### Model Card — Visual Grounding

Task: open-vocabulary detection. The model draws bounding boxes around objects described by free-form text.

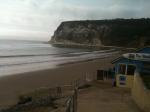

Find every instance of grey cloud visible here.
[0,0,150,41]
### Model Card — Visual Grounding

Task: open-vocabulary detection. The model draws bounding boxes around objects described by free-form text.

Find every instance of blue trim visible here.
[137,47,150,53]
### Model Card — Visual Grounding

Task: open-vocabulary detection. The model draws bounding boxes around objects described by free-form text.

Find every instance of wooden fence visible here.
[0,72,98,112]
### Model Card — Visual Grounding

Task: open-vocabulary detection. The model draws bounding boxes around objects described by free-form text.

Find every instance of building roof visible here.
[136,46,150,53]
[112,46,150,64]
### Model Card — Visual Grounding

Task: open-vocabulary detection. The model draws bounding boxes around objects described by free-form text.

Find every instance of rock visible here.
[51,19,150,48]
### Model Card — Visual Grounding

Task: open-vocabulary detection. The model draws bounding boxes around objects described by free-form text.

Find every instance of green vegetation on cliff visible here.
[51,18,150,48]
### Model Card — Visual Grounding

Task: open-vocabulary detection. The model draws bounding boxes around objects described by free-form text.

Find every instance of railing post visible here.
[73,88,78,112]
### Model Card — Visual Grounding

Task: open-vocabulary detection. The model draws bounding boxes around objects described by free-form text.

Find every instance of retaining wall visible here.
[132,72,150,112]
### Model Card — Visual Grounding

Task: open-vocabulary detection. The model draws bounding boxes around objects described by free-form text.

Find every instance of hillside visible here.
[50,19,150,48]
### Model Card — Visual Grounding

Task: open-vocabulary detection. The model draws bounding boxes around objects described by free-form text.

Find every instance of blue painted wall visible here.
[114,47,150,74]
[114,58,144,74]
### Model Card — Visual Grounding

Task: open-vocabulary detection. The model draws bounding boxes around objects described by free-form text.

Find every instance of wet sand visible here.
[0,56,116,107]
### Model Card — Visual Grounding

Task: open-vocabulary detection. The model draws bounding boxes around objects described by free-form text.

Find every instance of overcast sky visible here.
[0,0,149,41]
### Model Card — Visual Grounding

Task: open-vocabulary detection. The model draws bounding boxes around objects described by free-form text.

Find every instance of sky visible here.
[0,0,149,41]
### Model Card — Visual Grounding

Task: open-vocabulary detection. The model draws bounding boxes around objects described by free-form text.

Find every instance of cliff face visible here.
[51,19,150,47]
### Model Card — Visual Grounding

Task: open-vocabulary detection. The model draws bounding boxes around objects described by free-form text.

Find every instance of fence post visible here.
[56,86,62,98]
[73,88,78,112]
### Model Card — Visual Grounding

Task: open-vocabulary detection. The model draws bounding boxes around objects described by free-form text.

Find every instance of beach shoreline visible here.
[0,55,117,107]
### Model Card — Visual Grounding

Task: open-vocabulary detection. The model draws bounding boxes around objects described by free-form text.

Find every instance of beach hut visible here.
[112,47,150,88]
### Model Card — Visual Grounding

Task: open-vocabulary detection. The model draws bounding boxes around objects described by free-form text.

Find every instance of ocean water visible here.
[0,39,118,76]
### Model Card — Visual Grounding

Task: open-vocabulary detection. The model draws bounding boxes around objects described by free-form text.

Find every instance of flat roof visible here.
[112,46,150,64]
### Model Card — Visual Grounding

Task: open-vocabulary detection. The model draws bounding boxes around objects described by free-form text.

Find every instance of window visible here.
[127,65,136,75]
[118,64,126,75]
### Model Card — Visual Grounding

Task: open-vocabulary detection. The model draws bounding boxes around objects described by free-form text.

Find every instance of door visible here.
[97,70,104,80]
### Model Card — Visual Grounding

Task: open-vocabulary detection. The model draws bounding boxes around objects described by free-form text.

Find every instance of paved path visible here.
[77,81,142,112]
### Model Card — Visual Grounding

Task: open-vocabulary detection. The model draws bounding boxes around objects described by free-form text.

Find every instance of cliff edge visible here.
[51,19,150,48]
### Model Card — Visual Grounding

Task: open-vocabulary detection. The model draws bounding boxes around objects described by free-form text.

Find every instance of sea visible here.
[0,39,119,76]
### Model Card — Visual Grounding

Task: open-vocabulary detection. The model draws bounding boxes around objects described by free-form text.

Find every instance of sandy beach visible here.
[0,56,116,107]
